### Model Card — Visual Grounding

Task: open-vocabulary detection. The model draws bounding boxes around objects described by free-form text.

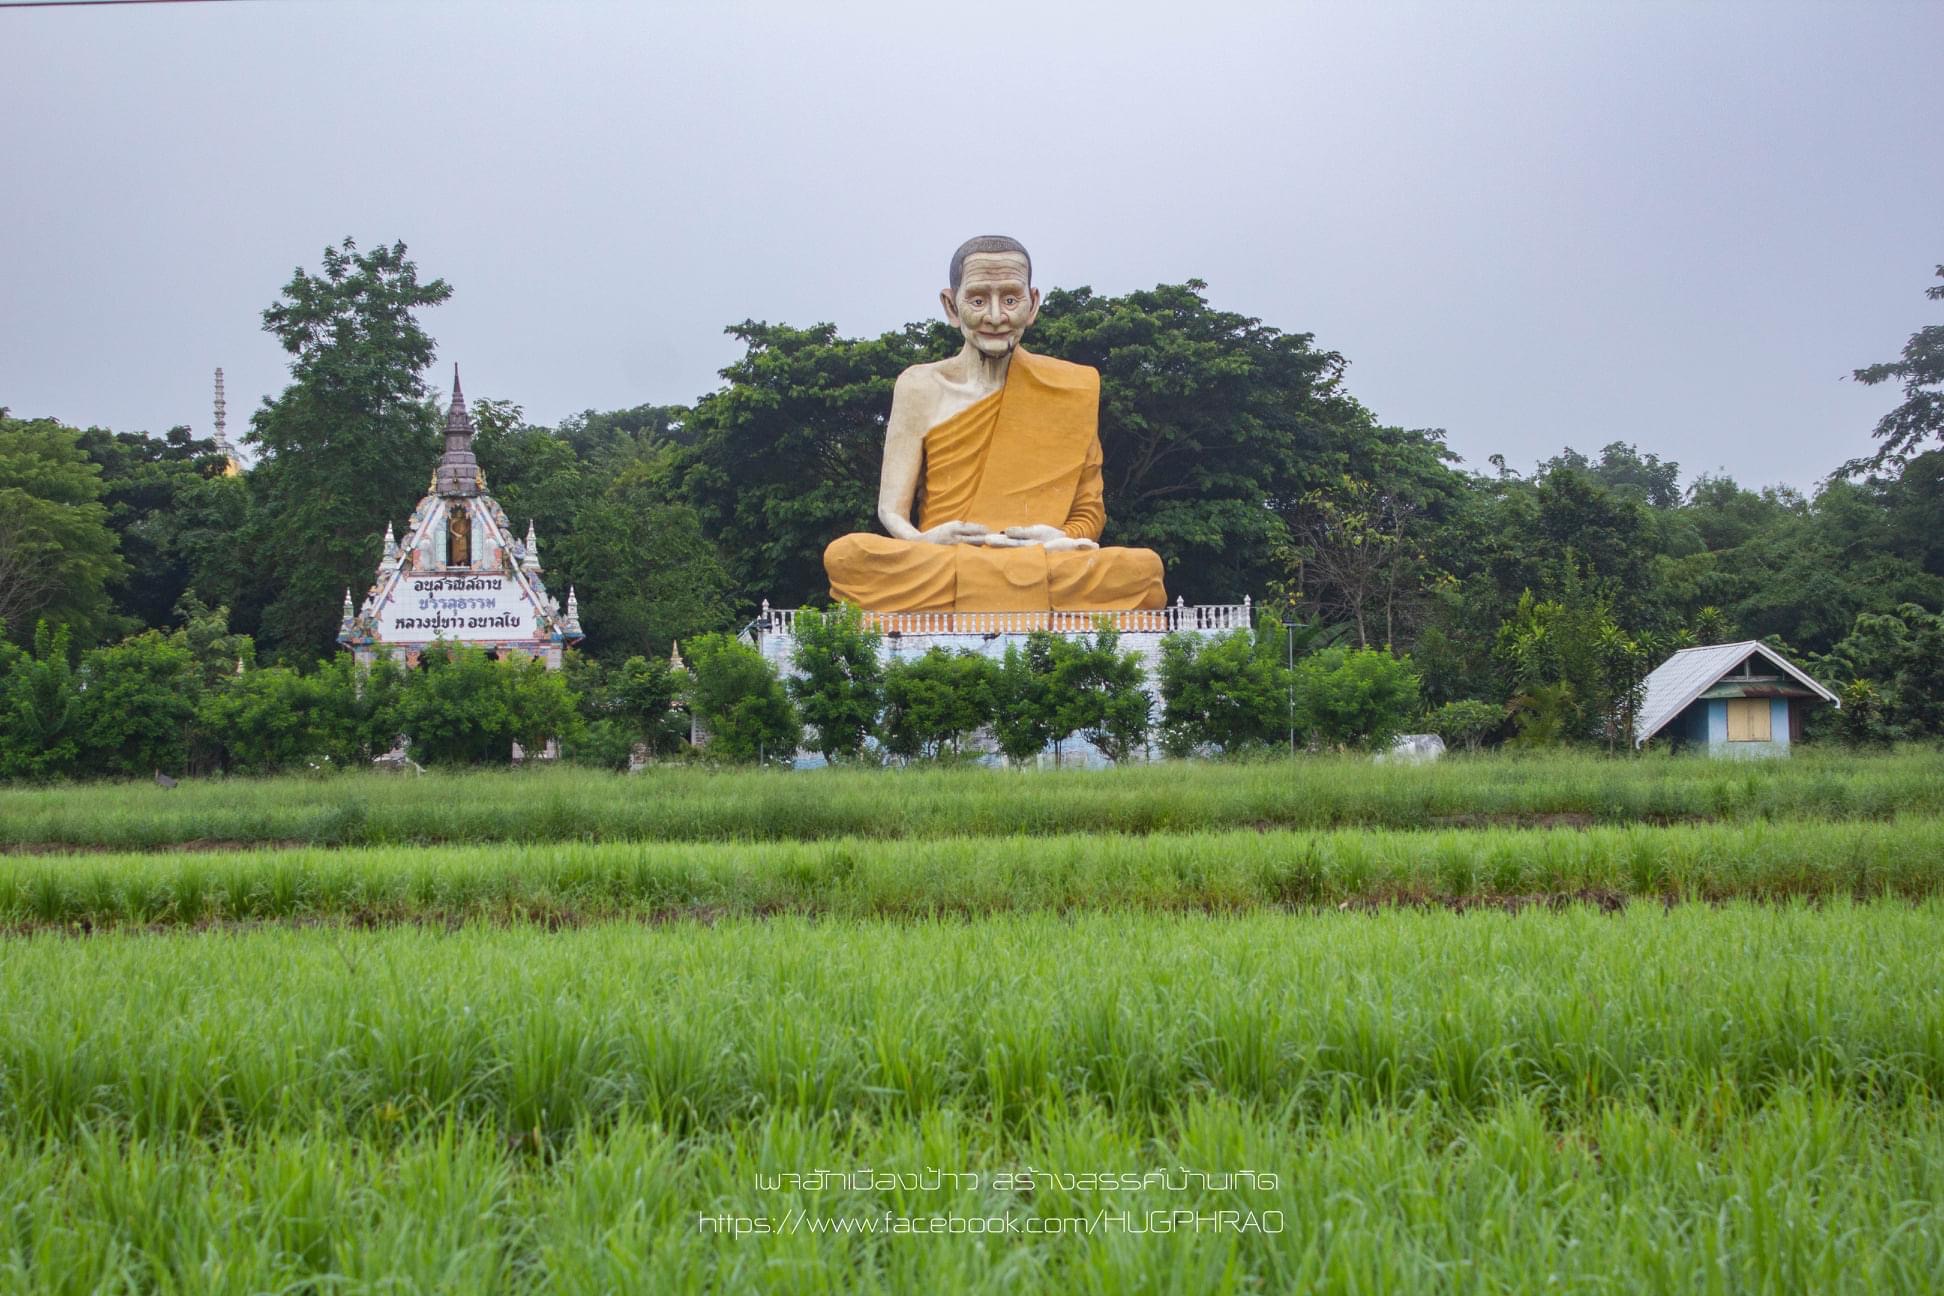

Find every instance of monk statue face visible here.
[941,251,1040,360]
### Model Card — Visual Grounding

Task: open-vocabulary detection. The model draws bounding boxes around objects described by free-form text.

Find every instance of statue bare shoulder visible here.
[890,356,1002,436]
[886,361,950,440]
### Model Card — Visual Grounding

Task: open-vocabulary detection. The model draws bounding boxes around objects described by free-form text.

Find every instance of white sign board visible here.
[375,572,542,642]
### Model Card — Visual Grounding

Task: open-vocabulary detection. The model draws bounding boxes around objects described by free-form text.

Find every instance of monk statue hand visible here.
[916,520,991,546]
[978,527,1098,551]
[999,525,1096,552]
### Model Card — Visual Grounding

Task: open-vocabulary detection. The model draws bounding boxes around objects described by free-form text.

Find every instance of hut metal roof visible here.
[1635,641,1838,747]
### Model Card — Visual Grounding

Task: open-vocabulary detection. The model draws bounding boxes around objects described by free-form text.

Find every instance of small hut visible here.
[1635,640,1838,756]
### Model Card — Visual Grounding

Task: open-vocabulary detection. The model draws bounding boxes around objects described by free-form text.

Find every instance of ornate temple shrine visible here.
[338,368,582,668]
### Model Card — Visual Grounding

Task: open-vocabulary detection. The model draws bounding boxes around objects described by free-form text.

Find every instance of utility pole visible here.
[1284,618,1297,755]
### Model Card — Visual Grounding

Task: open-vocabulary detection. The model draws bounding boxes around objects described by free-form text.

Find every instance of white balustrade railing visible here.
[756,597,1254,638]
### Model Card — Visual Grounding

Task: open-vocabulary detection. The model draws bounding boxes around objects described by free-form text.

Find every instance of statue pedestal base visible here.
[744,601,1255,768]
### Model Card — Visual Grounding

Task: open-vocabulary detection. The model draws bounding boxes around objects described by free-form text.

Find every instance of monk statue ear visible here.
[939,287,960,324]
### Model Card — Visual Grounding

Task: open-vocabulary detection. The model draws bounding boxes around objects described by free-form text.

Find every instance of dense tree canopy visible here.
[679,320,945,607]
[0,414,125,645]
[75,424,247,636]
[1030,282,1382,601]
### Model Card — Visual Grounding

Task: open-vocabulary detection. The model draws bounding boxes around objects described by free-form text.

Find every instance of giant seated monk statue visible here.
[824,236,1167,613]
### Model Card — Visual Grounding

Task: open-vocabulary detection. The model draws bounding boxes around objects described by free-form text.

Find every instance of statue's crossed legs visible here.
[825,533,1165,613]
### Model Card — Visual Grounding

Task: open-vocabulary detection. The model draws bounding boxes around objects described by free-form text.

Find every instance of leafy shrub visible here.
[394,645,581,766]
[566,653,689,768]
[197,665,333,774]
[315,655,408,764]
[1836,679,1893,749]
[1429,699,1503,752]
[0,621,81,779]
[1054,624,1152,763]
[683,633,798,766]
[1157,616,1291,756]
[880,649,996,761]
[1294,646,1422,751]
[75,630,197,776]
[788,604,884,763]
[992,635,1060,764]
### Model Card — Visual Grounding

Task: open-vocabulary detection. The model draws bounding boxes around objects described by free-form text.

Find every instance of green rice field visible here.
[3,748,1940,850]
[4,817,1944,931]
[3,754,1941,1292]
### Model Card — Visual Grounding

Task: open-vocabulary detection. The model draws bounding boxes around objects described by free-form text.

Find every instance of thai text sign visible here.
[375,573,542,641]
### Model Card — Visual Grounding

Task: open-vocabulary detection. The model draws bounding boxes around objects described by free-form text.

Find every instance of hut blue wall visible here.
[1671,698,1792,756]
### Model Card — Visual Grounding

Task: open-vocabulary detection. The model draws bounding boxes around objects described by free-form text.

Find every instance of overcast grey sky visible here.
[3,0,1938,490]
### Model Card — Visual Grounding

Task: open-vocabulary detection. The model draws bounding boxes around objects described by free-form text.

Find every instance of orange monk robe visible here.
[824,349,1166,612]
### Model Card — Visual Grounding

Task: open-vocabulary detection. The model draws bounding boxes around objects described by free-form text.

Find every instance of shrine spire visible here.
[435,363,481,497]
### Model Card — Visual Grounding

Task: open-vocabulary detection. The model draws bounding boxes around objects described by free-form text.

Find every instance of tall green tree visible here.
[1843,264,1944,475]
[1530,468,1657,626]
[1026,282,1381,601]
[562,453,735,660]
[1413,456,1680,702]
[243,238,451,659]
[472,398,735,662]
[1814,603,1944,739]
[0,414,125,646]
[1539,442,1683,509]
[1690,476,1943,655]
[468,398,587,549]
[1896,614,1944,738]
[1276,475,1436,647]
[1493,571,1650,748]
[554,402,690,462]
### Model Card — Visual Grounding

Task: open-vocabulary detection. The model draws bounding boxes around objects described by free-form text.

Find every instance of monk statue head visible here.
[942,235,1040,360]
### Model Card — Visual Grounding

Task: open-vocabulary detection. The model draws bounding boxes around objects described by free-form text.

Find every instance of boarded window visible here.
[1726,698,1772,742]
